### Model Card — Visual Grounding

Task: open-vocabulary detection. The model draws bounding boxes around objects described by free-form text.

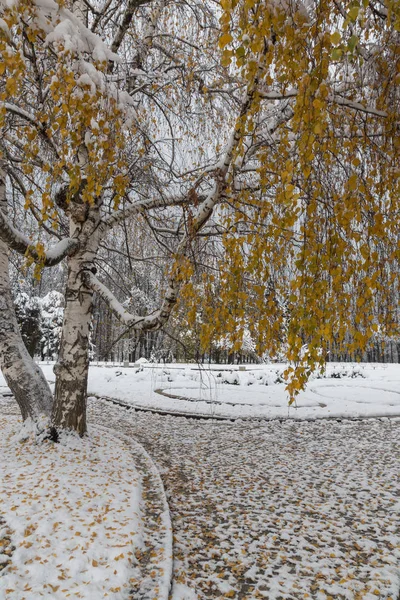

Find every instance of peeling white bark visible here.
[51,204,101,435]
[0,164,53,426]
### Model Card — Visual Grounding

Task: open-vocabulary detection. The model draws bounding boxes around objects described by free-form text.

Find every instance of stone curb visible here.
[96,424,174,600]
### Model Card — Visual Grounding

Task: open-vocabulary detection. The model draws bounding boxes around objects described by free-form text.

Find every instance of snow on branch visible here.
[110,0,155,54]
[23,0,119,64]
[1,0,133,108]
[0,0,116,62]
[0,210,78,266]
[83,271,177,331]
[44,238,80,266]
[258,89,388,118]
[330,95,388,118]
[102,194,191,230]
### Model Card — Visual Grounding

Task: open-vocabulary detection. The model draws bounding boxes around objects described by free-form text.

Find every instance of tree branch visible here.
[110,0,156,54]
[0,210,79,266]
[4,103,61,157]
[330,94,388,118]
[258,89,388,118]
[101,193,192,230]
[83,270,177,331]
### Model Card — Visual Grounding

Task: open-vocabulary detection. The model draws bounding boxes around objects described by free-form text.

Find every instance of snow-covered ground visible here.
[2,362,400,599]
[33,361,400,420]
[0,414,144,600]
[90,399,400,600]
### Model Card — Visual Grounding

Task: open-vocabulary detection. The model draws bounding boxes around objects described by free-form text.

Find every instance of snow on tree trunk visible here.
[51,204,100,436]
[0,164,53,424]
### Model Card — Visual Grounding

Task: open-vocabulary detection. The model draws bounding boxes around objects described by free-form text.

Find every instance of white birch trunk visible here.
[0,165,53,425]
[51,204,100,435]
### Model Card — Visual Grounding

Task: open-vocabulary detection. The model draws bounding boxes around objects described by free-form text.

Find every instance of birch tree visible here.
[0,0,255,435]
[0,0,398,435]
[0,162,53,426]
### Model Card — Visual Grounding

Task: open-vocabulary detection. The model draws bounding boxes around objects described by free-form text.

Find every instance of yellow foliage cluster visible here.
[0,0,129,229]
[182,0,400,399]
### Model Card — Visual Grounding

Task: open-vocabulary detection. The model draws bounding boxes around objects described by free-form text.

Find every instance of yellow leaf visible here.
[348,174,358,191]
[348,6,359,20]
[5,77,17,95]
[219,33,233,48]
[313,98,323,109]
[114,553,125,561]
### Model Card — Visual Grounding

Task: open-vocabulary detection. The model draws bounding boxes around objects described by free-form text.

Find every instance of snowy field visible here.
[0,414,147,600]
[31,361,400,420]
[1,362,400,599]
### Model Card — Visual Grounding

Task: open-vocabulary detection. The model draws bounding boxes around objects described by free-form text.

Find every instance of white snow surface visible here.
[30,361,400,421]
[0,416,143,599]
[1,362,400,598]
[91,396,400,600]
[171,582,198,599]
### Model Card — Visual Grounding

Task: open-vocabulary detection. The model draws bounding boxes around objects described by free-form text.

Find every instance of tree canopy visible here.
[0,0,399,433]
[197,0,400,396]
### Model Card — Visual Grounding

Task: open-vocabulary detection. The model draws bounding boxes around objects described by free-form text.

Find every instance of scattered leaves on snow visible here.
[91,400,400,600]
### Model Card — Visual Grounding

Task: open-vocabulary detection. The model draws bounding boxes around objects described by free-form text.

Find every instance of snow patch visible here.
[0,416,143,599]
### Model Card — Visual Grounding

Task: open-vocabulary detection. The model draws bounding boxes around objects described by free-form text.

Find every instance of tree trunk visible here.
[0,165,53,425]
[52,205,100,436]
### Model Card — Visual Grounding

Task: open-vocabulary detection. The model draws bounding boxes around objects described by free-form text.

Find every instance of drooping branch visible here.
[6,165,63,240]
[4,103,61,158]
[175,72,262,242]
[257,90,388,118]
[0,210,79,266]
[82,270,177,331]
[93,73,261,334]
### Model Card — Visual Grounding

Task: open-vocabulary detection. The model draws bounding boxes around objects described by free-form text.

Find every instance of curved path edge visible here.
[90,391,400,423]
[95,423,173,600]
[89,392,233,421]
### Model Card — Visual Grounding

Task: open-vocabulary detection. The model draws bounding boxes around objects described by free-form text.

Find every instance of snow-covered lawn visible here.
[1,362,400,600]
[33,361,400,420]
[0,414,144,600]
[89,361,400,420]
